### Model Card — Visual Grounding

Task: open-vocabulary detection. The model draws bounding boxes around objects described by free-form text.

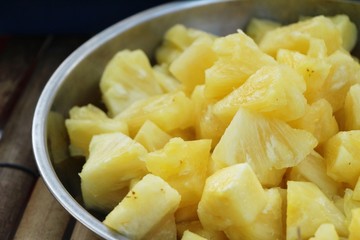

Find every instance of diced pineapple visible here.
[286,181,347,240]
[134,120,171,152]
[324,130,360,186]
[224,187,284,240]
[259,15,342,56]
[212,64,307,124]
[211,108,317,186]
[289,99,338,145]
[308,223,339,240]
[191,85,226,148]
[103,174,181,240]
[349,208,360,240]
[65,104,128,157]
[155,24,217,66]
[47,111,69,164]
[176,221,228,240]
[115,91,194,137]
[170,36,217,94]
[343,189,360,225]
[286,151,342,198]
[198,163,268,231]
[276,49,331,104]
[307,38,328,58]
[144,214,177,240]
[175,204,199,223]
[80,132,147,212]
[144,138,211,208]
[153,64,181,93]
[100,50,163,116]
[343,84,360,130]
[204,30,276,99]
[181,230,207,240]
[245,18,281,43]
[330,15,358,52]
[353,177,360,201]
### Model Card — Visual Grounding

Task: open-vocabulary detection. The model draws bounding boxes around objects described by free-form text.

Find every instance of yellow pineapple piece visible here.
[286,181,347,240]
[198,163,267,231]
[308,223,339,240]
[115,91,194,137]
[134,120,171,152]
[246,18,281,43]
[145,214,177,240]
[181,230,207,240]
[103,174,181,240]
[324,130,360,187]
[224,187,284,240]
[212,64,307,124]
[307,38,328,58]
[80,132,148,212]
[144,138,211,208]
[65,104,128,157]
[153,64,181,93]
[330,15,358,52]
[352,177,360,201]
[170,36,217,94]
[156,24,217,65]
[211,108,317,186]
[276,49,331,104]
[286,151,342,198]
[176,221,227,240]
[349,208,360,240]
[175,204,199,223]
[204,30,276,99]
[259,15,342,56]
[289,99,338,145]
[343,189,360,225]
[100,50,163,116]
[191,85,226,148]
[343,84,360,130]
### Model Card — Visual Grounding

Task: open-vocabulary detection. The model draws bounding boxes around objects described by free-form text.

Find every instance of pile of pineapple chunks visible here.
[64,14,360,240]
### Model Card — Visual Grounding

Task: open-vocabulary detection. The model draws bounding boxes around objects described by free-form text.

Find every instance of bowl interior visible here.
[33,0,360,239]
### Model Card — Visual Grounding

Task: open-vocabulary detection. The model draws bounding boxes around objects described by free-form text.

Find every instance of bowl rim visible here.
[32,0,230,239]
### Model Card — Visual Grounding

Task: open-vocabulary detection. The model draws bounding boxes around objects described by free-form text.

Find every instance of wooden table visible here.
[0,35,101,240]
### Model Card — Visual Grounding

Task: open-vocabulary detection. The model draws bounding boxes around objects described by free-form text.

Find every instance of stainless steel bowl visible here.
[32,0,360,239]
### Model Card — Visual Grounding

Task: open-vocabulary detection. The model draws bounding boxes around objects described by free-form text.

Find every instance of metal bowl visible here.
[32,0,360,239]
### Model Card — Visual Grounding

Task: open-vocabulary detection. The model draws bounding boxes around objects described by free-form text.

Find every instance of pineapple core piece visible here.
[80,132,147,212]
[309,223,339,240]
[286,181,347,240]
[198,163,267,231]
[103,174,181,240]
[181,230,207,240]
[212,107,317,186]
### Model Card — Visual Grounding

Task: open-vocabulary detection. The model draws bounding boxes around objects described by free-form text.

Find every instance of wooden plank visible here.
[70,221,102,240]
[13,178,71,240]
[0,35,89,240]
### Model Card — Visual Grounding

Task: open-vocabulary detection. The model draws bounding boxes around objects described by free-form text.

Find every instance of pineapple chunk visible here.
[259,15,342,56]
[65,104,128,157]
[204,30,276,99]
[170,36,217,94]
[353,177,360,201]
[155,24,217,66]
[246,18,281,43]
[177,221,227,240]
[198,163,268,230]
[47,111,68,164]
[115,91,194,137]
[212,64,307,124]
[144,138,211,208]
[145,214,177,240]
[343,189,360,226]
[286,151,342,198]
[100,50,163,116]
[80,132,147,212]
[330,15,358,52]
[175,204,199,223]
[134,120,171,152]
[324,130,360,186]
[349,208,360,240]
[103,174,181,240]
[309,223,339,240]
[191,85,226,148]
[211,108,317,186]
[224,187,284,240]
[289,99,338,145]
[286,181,347,240]
[181,230,207,240]
[343,84,360,130]
[153,64,181,93]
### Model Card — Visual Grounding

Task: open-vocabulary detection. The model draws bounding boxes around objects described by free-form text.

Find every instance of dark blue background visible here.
[0,0,171,34]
